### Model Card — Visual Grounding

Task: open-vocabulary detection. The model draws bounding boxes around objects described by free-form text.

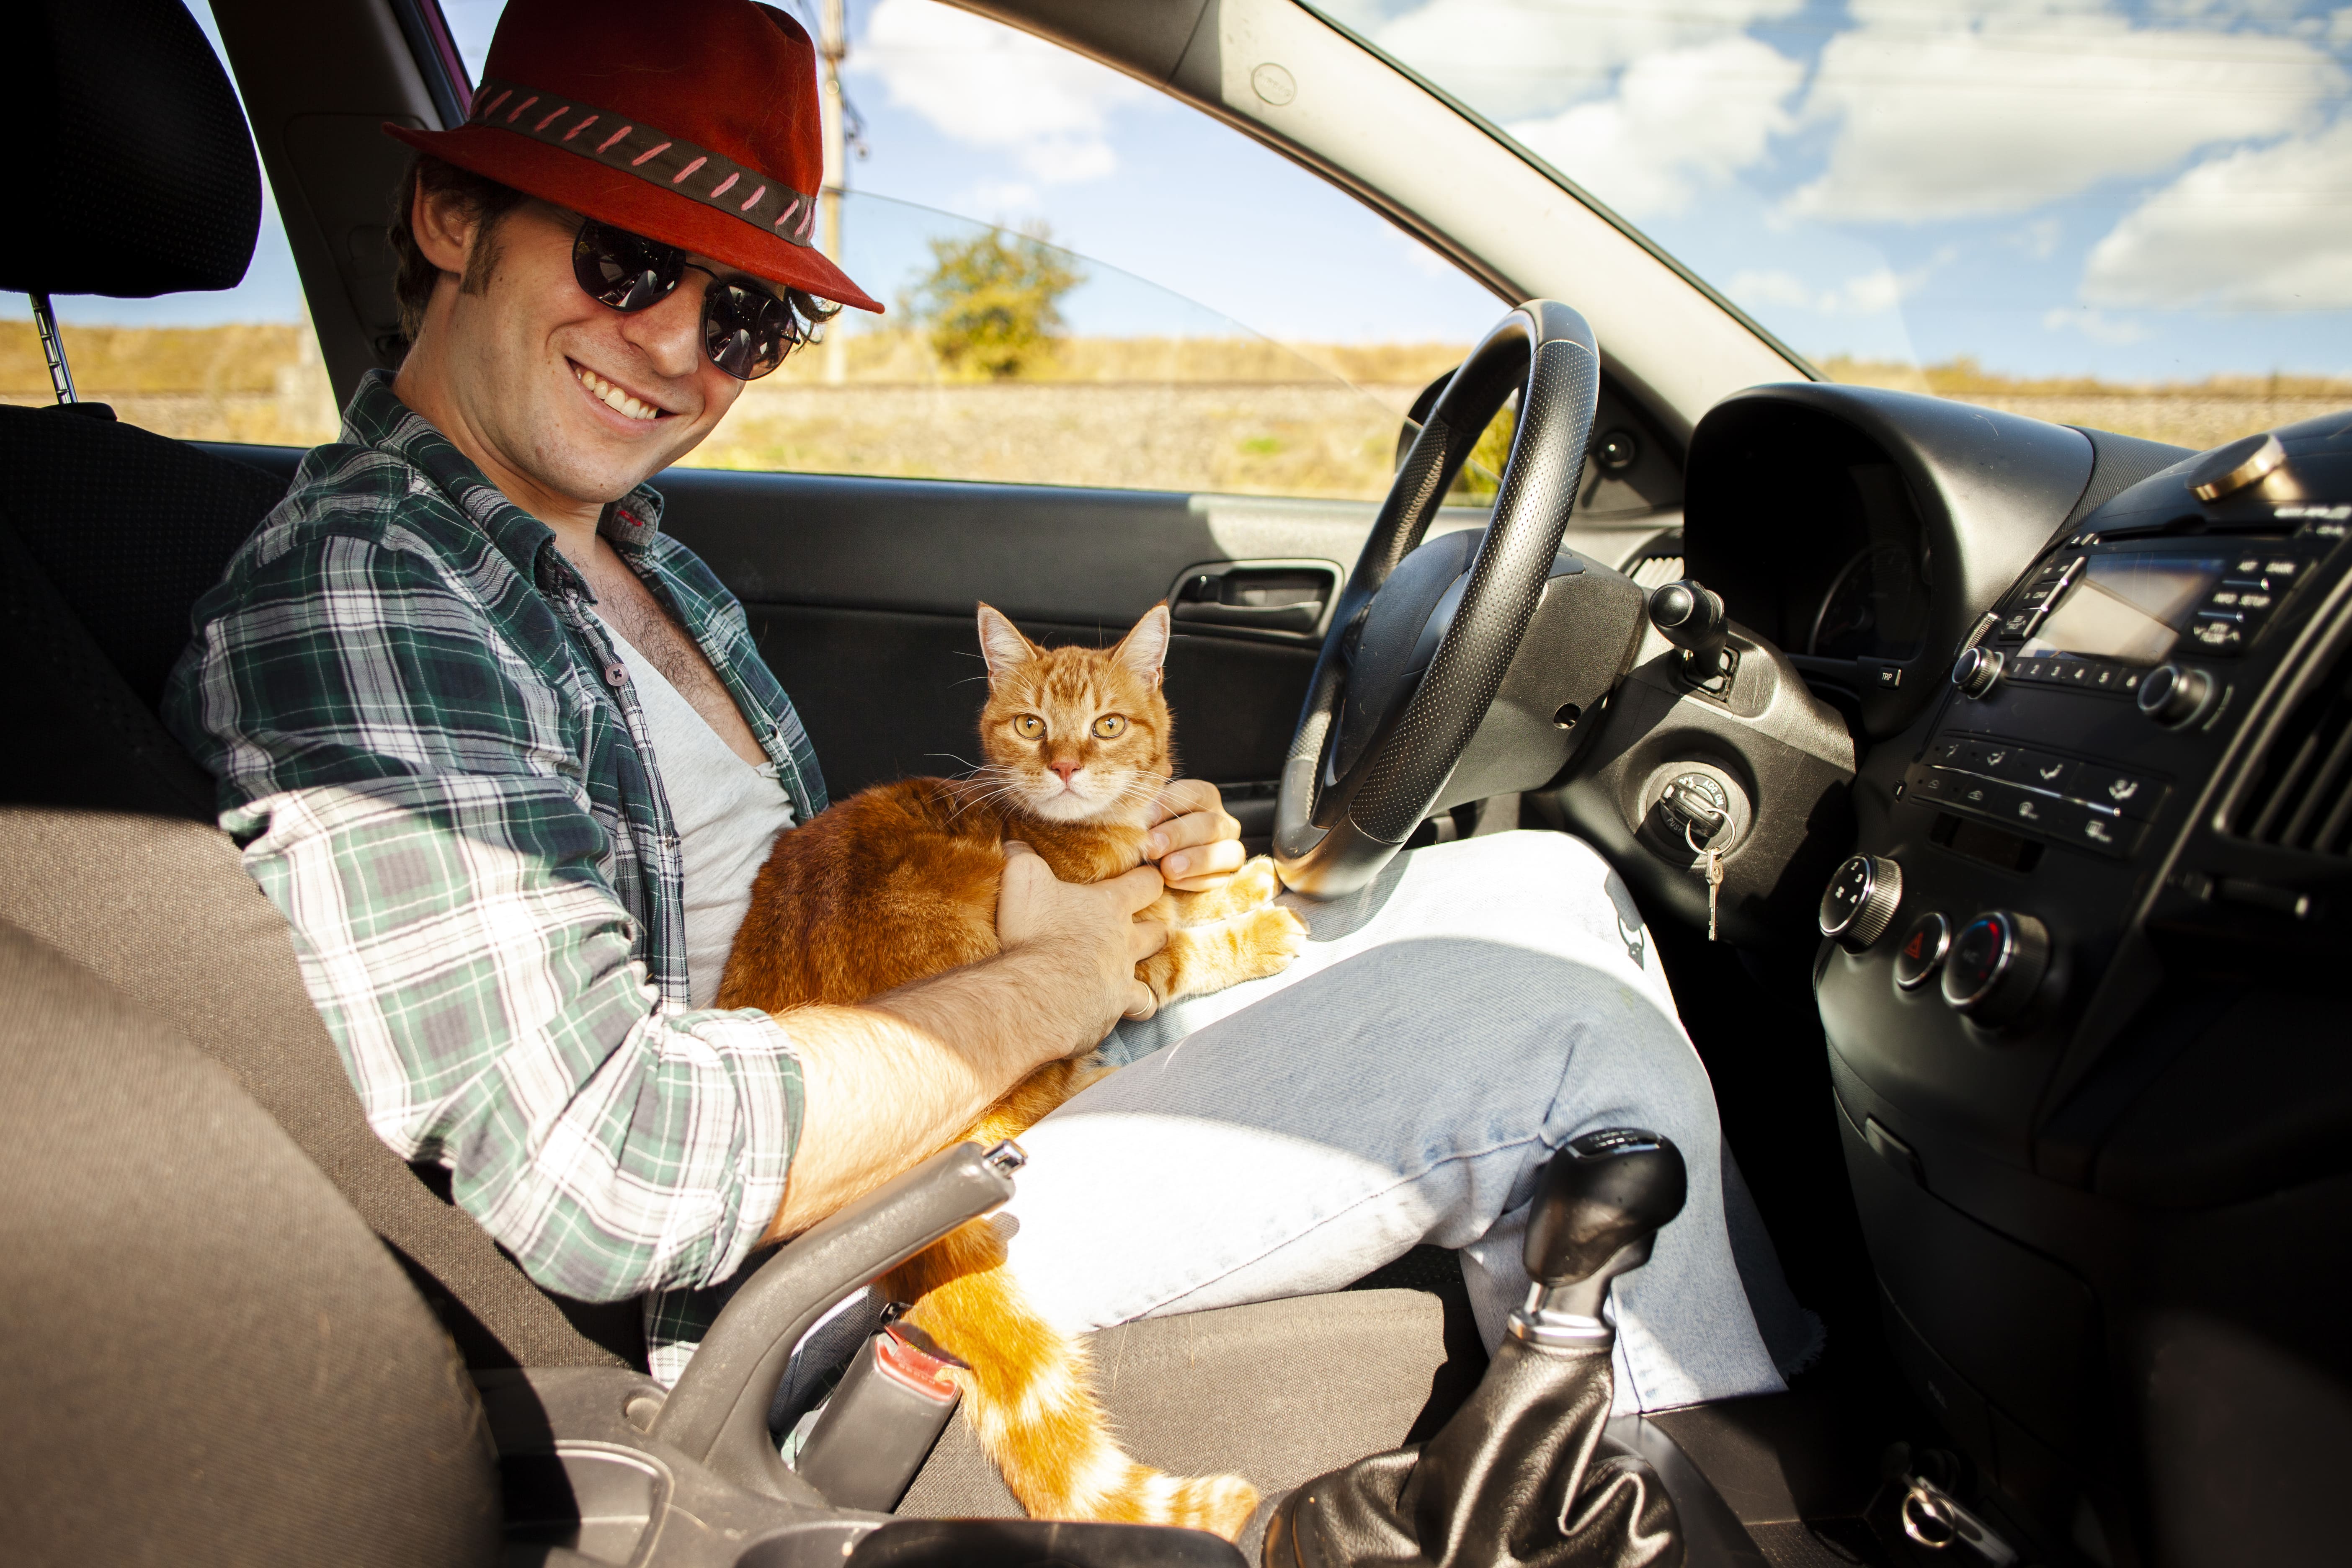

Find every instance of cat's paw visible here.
[1238,904,1310,978]
[1225,854,1283,910]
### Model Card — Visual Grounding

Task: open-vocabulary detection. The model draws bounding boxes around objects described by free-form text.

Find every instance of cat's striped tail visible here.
[887,1222,1260,1540]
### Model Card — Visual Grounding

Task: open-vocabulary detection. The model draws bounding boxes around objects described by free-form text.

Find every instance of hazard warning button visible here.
[1892,912,1951,993]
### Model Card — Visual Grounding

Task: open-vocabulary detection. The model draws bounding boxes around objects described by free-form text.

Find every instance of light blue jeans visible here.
[993,830,1816,1415]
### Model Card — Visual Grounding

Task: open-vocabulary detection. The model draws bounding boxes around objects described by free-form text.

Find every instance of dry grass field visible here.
[10,322,2346,498]
[1820,356,2352,452]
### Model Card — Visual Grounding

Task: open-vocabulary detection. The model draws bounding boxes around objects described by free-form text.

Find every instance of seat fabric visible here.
[0,917,500,1567]
[0,416,645,1370]
[901,1269,1487,1518]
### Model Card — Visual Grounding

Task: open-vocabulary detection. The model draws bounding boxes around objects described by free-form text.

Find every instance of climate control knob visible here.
[1951,646,2005,699]
[1821,855,1903,950]
[1941,911,2053,1027]
[2137,662,2213,727]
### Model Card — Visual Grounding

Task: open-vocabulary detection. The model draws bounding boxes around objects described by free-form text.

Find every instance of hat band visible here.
[470,78,818,249]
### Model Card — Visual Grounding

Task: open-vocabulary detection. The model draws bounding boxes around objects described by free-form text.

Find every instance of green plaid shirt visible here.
[165,371,828,1382]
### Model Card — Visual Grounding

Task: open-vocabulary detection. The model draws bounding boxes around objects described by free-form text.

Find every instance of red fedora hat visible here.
[386,0,882,313]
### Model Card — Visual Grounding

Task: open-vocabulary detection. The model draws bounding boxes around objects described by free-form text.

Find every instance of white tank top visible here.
[596,614,797,1008]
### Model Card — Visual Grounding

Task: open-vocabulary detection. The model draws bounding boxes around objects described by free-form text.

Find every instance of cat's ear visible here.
[1112,602,1172,689]
[976,603,1038,684]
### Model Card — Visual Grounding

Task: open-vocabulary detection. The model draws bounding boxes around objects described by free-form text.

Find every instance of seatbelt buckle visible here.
[872,1314,970,1399]
[790,1308,971,1511]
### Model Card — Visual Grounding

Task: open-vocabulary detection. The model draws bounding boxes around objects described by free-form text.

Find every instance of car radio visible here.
[1894,450,2349,881]
[1813,417,2352,1531]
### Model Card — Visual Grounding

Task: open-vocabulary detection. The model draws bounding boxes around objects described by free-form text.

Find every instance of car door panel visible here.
[195,451,1674,808]
[739,603,1316,802]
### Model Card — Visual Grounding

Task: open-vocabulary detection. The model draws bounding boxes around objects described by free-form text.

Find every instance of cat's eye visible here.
[1092,715,1127,739]
[1013,715,1045,739]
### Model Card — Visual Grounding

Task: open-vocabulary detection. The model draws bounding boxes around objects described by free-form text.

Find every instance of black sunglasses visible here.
[570,217,812,380]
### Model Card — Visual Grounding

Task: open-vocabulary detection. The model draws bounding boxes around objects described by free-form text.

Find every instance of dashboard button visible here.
[1893,912,1950,992]
[1963,739,2023,776]
[2050,799,2143,856]
[2188,610,2249,655]
[2004,789,2062,831]
[2015,750,2077,793]
[1821,854,1903,950]
[1928,736,1970,769]
[1952,774,2012,815]
[2074,764,2163,819]
[1909,766,1963,806]
[2138,663,2213,727]
[1952,647,2004,698]
[1942,911,2053,1026]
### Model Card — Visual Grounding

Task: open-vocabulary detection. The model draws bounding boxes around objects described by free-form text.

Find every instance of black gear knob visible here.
[1523,1128,1688,1288]
[1648,580,1733,684]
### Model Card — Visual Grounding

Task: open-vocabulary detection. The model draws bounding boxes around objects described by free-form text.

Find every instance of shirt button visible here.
[605,663,629,688]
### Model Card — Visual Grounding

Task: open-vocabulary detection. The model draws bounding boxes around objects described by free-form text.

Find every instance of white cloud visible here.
[1506,36,1804,218]
[955,180,1043,221]
[1790,0,2343,222]
[1730,268,1816,309]
[2082,116,2352,309]
[2042,306,2151,343]
[2011,218,2063,260]
[1367,0,1802,121]
[2332,4,2352,46]
[852,0,1149,184]
[1728,255,1941,315]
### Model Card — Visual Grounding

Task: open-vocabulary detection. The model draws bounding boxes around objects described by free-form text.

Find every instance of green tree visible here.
[903,225,1085,380]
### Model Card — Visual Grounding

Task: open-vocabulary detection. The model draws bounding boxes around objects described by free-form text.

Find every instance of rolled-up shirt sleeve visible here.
[238,776,801,1301]
[169,524,801,1304]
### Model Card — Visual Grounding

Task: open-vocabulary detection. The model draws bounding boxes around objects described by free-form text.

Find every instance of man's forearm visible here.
[762,944,1091,1239]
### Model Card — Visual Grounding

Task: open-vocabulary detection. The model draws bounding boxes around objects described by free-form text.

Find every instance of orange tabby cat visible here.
[718,601,1307,1537]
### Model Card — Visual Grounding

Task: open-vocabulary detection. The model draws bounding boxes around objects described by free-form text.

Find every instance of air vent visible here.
[1629,554,1686,591]
[2231,623,2352,856]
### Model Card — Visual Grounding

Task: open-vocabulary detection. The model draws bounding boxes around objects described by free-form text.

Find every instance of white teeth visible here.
[577,365,660,421]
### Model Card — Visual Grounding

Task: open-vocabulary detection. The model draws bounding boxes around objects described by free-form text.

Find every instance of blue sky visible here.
[34,0,2352,382]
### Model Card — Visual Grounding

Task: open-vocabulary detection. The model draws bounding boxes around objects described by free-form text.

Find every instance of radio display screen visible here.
[2025,552,2228,665]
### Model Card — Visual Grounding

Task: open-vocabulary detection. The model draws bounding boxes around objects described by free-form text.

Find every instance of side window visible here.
[1,1,333,448]
[689,194,1488,500]
[443,0,1506,500]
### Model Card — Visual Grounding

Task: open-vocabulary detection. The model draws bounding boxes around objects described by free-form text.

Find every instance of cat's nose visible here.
[1049,760,1081,784]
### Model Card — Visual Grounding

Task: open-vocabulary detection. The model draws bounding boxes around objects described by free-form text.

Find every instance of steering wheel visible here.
[1274,302,1601,896]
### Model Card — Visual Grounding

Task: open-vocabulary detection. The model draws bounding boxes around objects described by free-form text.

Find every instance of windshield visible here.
[1315,1,2352,449]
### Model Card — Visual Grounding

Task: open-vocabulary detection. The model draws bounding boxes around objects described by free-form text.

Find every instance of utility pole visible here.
[818,0,848,384]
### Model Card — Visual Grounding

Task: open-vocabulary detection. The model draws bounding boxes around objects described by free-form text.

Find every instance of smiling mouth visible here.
[573,362,669,423]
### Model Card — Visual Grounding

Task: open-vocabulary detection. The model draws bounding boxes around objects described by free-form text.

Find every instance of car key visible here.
[1706,850,1726,941]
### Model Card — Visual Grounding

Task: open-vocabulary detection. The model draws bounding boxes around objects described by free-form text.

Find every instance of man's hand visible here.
[1143,778,1246,891]
[999,842,1168,1028]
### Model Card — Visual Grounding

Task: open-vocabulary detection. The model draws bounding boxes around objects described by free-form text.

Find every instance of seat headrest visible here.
[2,0,261,298]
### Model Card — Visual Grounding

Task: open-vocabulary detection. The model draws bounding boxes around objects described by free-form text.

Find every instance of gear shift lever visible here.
[1514,1127,1689,1335]
[1261,1130,1688,1568]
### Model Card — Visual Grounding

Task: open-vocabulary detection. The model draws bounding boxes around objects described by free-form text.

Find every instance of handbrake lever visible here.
[651,1139,1024,1502]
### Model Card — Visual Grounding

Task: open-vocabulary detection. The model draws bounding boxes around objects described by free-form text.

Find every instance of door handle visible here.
[1168,559,1340,639]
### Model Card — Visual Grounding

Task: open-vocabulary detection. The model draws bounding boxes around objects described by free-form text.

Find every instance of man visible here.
[168,0,1805,1417]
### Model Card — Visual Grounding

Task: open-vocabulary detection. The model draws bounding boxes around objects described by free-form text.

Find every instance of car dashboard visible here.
[1650,382,2352,1562]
